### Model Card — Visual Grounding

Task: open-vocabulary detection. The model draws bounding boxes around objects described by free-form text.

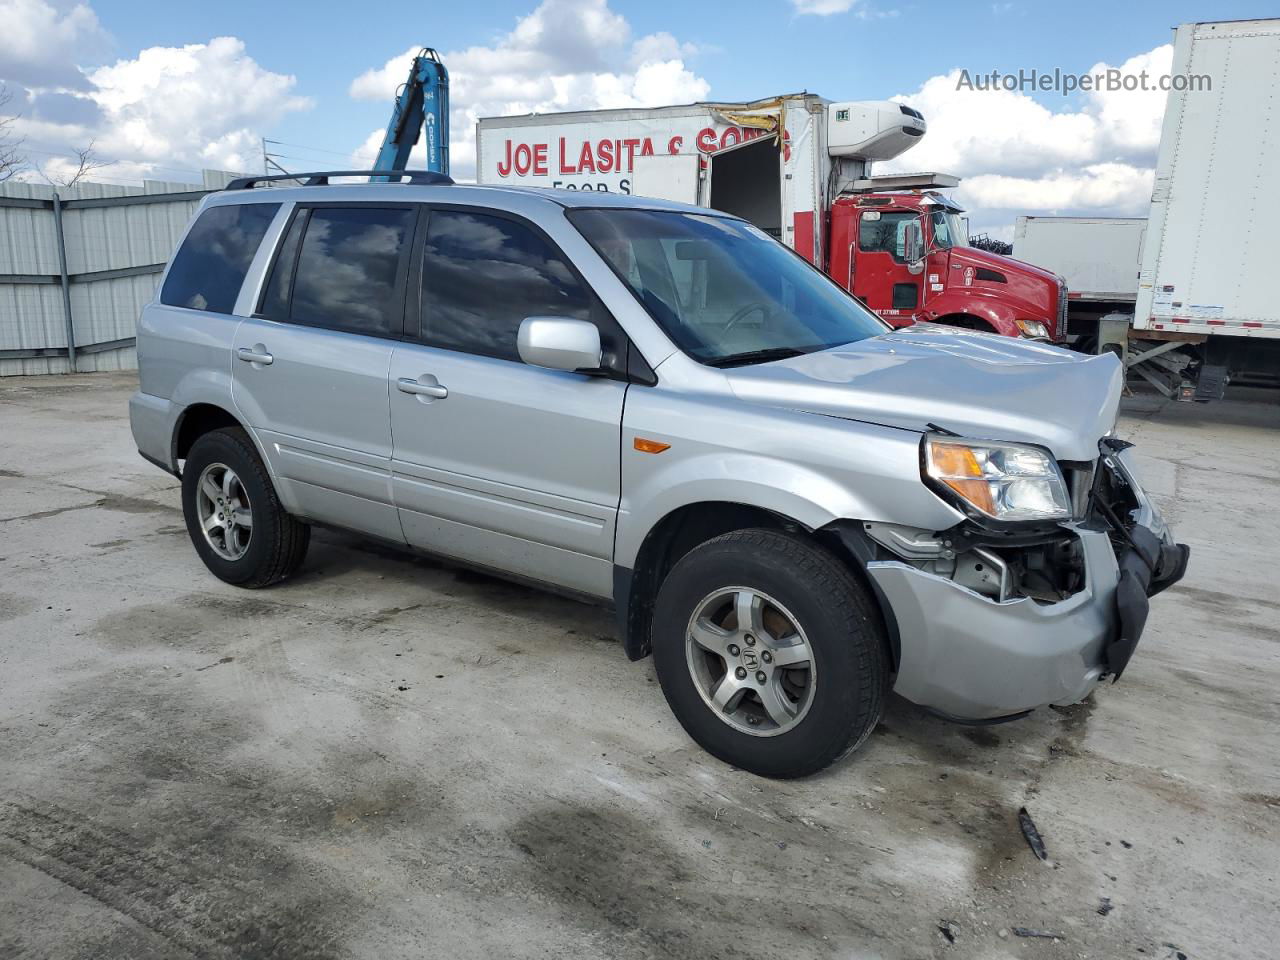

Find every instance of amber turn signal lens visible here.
[633,437,671,454]
[929,443,982,478]
[940,476,996,515]
[927,439,996,515]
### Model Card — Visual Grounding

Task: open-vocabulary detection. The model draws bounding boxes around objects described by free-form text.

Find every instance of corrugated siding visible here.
[0,170,237,376]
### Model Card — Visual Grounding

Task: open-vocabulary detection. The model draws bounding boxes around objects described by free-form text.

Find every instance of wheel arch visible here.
[924,292,1020,336]
[614,501,899,670]
[173,402,242,466]
[170,403,277,496]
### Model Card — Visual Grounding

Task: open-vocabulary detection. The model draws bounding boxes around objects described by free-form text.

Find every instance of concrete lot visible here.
[0,371,1277,960]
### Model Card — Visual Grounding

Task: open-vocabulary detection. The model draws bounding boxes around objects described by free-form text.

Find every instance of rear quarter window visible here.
[160,202,280,314]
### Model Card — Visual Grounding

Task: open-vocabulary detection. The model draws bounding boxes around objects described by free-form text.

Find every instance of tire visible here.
[181,426,310,588]
[651,528,888,778]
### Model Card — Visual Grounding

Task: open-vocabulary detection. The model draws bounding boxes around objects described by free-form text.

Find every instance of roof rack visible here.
[224,170,454,190]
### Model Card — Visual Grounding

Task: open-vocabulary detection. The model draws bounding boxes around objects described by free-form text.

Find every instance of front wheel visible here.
[181,426,309,587]
[652,529,889,778]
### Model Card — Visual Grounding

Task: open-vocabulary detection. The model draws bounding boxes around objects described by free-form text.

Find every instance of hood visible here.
[723,324,1121,462]
[951,244,1060,284]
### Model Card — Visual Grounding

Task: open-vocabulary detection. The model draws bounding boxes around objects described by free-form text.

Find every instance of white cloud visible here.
[349,0,708,179]
[789,0,895,18]
[790,0,857,14]
[84,37,311,173]
[0,0,108,89]
[879,44,1173,233]
[963,163,1154,213]
[1,1,310,182]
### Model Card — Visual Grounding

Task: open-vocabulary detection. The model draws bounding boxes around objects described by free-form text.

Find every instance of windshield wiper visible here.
[705,346,808,369]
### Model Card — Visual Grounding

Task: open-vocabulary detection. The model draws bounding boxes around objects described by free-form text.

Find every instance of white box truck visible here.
[1014,19,1280,397]
[475,93,909,266]
[477,96,1074,342]
[1014,217,1146,304]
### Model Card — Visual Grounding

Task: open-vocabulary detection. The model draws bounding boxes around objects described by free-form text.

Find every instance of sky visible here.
[1,0,1275,237]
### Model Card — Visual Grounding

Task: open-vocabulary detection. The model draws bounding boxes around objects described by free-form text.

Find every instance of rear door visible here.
[388,206,627,598]
[704,136,783,240]
[232,202,416,542]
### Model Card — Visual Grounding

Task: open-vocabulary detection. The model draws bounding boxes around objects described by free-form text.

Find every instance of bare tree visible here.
[0,83,27,183]
[47,140,114,187]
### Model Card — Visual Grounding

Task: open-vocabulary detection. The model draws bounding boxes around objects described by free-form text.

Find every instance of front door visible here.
[851,209,924,327]
[232,202,417,543]
[389,207,627,598]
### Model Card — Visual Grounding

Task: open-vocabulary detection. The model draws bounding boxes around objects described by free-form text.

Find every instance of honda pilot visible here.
[129,171,1188,778]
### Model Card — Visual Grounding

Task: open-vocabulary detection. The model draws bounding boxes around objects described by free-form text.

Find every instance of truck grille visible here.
[1057,279,1068,340]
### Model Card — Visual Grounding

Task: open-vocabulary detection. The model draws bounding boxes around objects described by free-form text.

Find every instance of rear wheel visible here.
[651,528,888,778]
[181,426,309,587]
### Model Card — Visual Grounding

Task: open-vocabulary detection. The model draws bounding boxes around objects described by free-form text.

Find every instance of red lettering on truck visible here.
[559,138,576,174]
[513,143,532,176]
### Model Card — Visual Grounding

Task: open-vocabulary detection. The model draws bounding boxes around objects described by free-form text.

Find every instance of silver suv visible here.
[130,171,1188,778]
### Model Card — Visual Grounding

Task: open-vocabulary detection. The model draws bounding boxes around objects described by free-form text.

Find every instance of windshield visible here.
[568,209,887,366]
[931,210,968,249]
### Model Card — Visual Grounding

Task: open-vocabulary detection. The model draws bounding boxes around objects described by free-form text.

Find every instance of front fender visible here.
[615,457,854,569]
[922,290,1022,336]
[615,392,963,569]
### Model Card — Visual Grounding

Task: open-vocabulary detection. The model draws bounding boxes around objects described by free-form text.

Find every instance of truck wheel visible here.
[651,528,888,778]
[181,426,310,588]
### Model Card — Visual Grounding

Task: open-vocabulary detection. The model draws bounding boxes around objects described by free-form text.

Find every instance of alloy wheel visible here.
[684,586,817,737]
[195,462,253,561]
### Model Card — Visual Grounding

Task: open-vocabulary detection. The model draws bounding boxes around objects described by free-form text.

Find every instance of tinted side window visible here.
[290,207,414,337]
[858,211,916,263]
[422,211,591,361]
[259,209,305,321]
[161,202,279,313]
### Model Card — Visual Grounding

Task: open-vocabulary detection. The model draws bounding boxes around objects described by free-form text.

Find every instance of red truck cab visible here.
[827,191,1067,341]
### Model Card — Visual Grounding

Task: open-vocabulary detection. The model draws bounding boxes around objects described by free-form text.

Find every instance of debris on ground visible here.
[1012,927,1065,940]
[1121,840,1134,849]
[1097,897,1114,916]
[937,920,959,944]
[1018,806,1049,862]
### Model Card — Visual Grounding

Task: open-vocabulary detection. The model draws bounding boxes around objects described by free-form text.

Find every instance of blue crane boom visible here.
[371,48,449,179]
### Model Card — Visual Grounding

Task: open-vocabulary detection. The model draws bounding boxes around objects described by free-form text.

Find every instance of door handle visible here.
[237,346,273,365]
[397,377,448,399]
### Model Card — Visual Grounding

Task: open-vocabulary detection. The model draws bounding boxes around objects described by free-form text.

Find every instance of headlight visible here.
[1014,319,1049,340]
[924,435,1071,522]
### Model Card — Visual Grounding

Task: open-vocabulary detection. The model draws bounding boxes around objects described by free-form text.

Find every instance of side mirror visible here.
[902,220,924,265]
[517,317,602,373]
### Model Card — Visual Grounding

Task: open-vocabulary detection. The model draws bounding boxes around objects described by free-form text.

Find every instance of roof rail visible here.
[224,170,454,190]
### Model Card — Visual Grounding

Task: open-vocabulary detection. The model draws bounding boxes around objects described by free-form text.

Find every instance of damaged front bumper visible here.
[864,447,1189,721]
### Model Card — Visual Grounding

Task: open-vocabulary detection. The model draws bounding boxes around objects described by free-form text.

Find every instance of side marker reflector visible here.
[633,437,670,454]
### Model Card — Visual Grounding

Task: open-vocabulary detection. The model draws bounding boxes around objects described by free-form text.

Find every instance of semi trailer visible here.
[1013,217,1147,351]
[476,96,1068,341]
[1013,19,1280,397]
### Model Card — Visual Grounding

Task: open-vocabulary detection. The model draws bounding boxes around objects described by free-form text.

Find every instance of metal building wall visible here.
[0,170,238,376]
